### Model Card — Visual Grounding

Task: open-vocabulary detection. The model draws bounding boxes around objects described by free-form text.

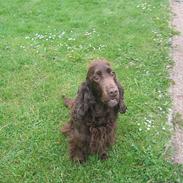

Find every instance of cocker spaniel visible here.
[61,59,127,163]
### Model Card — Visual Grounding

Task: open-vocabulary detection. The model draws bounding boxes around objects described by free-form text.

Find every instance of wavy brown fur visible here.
[61,60,126,162]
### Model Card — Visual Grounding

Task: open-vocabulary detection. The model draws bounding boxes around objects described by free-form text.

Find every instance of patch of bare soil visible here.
[170,0,183,164]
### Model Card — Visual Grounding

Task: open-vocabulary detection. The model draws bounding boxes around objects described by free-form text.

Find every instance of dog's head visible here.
[87,60,120,108]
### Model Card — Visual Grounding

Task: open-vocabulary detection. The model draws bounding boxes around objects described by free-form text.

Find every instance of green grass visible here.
[0,0,182,182]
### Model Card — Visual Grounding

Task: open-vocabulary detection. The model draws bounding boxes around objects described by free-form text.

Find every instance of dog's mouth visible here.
[102,90,119,108]
[107,98,118,108]
[96,78,120,108]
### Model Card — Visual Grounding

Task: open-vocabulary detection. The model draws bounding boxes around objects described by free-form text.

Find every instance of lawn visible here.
[0,0,182,182]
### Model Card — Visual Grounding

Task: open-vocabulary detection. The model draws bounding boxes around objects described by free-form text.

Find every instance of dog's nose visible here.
[109,88,118,97]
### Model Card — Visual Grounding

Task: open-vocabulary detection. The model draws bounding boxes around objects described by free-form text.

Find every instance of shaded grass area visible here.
[0,0,182,182]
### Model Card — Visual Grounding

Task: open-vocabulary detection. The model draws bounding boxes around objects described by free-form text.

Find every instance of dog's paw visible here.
[71,153,86,164]
[72,156,86,164]
[100,152,108,160]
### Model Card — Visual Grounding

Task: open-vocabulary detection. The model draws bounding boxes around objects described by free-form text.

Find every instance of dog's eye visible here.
[96,70,102,76]
[106,68,114,76]
[106,68,112,73]
[107,68,115,76]
[93,75,100,82]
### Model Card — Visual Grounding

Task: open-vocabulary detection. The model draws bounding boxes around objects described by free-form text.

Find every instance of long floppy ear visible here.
[116,80,127,114]
[74,80,94,119]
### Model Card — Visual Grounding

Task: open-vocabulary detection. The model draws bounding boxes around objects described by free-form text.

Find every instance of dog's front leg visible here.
[69,129,88,163]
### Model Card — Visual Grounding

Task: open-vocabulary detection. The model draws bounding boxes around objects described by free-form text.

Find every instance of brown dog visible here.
[61,59,127,162]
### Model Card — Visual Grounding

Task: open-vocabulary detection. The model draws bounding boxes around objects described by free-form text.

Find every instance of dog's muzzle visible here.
[107,99,119,107]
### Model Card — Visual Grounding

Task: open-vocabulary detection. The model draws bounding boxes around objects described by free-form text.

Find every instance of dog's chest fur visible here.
[87,103,117,127]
